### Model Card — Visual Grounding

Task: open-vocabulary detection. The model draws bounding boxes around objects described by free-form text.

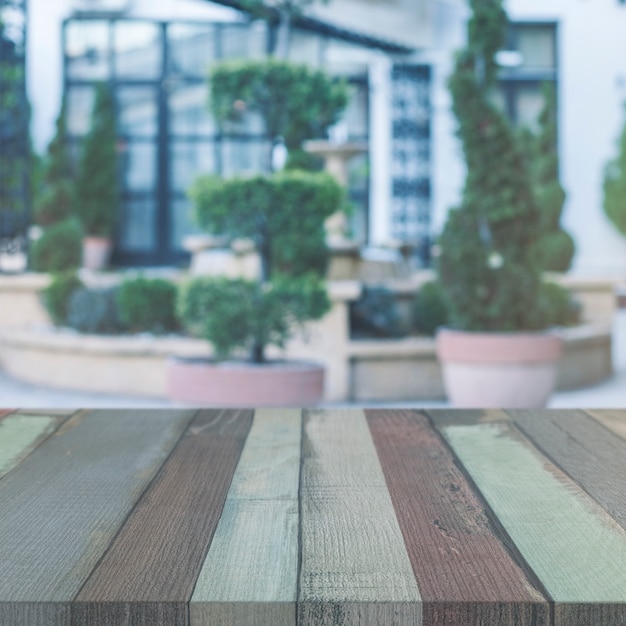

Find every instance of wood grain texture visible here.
[299,409,422,625]
[509,409,626,531]
[0,408,196,621]
[366,409,549,626]
[0,413,65,479]
[440,420,626,626]
[190,409,301,626]
[426,408,512,427]
[15,409,78,416]
[585,409,626,441]
[73,409,253,626]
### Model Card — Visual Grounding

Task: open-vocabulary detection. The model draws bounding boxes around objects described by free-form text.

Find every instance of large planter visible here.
[167,357,325,406]
[82,237,112,271]
[436,328,564,408]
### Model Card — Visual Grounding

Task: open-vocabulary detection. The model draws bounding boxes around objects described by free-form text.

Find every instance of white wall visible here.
[429,0,626,277]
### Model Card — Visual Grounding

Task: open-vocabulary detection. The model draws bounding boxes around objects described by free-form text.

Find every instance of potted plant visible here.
[168,170,342,405]
[435,0,564,408]
[74,82,118,270]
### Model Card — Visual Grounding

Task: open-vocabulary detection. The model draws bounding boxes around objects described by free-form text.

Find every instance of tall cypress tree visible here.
[603,102,626,239]
[75,82,118,238]
[437,0,544,331]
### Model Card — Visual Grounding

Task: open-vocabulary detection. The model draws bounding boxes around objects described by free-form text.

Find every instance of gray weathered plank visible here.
[190,408,301,626]
[0,408,196,624]
[298,409,422,625]
[585,409,626,441]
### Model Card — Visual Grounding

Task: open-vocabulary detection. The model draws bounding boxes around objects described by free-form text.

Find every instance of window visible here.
[496,22,557,132]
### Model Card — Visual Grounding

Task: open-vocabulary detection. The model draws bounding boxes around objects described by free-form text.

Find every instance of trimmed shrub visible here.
[66,286,126,334]
[177,274,330,360]
[350,287,404,338]
[603,101,626,238]
[41,271,84,326]
[412,280,449,336]
[30,218,82,272]
[531,282,582,329]
[117,277,178,334]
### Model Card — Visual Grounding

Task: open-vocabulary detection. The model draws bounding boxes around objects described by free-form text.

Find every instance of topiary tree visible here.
[437,0,548,332]
[521,83,575,273]
[603,101,626,240]
[75,82,118,238]
[188,170,342,363]
[209,59,348,171]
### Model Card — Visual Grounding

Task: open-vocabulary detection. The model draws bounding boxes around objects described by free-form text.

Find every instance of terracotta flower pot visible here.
[167,357,325,406]
[436,328,563,408]
[82,237,112,271]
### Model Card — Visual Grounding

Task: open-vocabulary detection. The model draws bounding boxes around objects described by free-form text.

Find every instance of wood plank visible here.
[0,408,196,625]
[190,409,301,626]
[0,412,66,479]
[366,409,549,626]
[426,408,512,428]
[585,409,626,441]
[0,409,15,419]
[509,409,626,531]
[439,419,626,626]
[73,409,254,626]
[15,409,78,416]
[298,409,422,625]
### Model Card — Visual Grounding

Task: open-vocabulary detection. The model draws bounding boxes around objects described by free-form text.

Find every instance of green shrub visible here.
[412,280,449,336]
[531,282,582,328]
[41,271,84,326]
[177,274,330,360]
[532,230,576,274]
[30,218,82,272]
[66,286,126,334]
[191,170,343,279]
[75,82,118,237]
[603,102,626,238]
[438,0,544,331]
[350,287,404,338]
[117,277,178,334]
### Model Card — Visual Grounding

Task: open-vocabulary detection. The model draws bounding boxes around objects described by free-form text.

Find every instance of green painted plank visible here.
[442,421,626,623]
[0,409,196,616]
[0,413,64,479]
[298,409,422,625]
[190,408,301,626]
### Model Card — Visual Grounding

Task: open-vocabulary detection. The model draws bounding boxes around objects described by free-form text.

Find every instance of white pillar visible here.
[368,54,392,247]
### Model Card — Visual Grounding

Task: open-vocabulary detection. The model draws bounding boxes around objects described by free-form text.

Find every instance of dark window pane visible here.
[118,197,156,251]
[118,87,158,137]
[168,23,215,77]
[515,83,546,131]
[169,82,215,135]
[220,22,266,59]
[66,86,96,136]
[516,25,555,71]
[170,197,202,251]
[66,20,110,80]
[114,22,161,79]
[118,141,156,192]
[171,142,216,193]
[344,82,369,140]
[221,139,269,177]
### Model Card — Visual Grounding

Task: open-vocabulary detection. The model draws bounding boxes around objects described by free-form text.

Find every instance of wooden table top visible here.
[0,408,625,626]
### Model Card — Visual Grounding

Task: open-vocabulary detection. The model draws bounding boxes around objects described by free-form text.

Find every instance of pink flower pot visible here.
[436,328,563,408]
[167,358,325,406]
[82,237,112,271]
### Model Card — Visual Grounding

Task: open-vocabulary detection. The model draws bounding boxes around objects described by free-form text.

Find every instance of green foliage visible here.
[177,274,330,360]
[30,218,83,272]
[190,170,342,277]
[209,59,348,151]
[438,0,545,331]
[531,281,582,328]
[66,286,126,334]
[75,82,118,237]
[34,102,75,226]
[603,101,626,238]
[521,84,574,272]
[41,271,84,326]
[350,287,404,338]
[117,277,179,334]
[284,149,324,172]
[412,280,449,336]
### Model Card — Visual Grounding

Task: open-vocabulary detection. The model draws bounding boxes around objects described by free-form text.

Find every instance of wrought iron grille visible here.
[390,64,431,266]
[0,0,29,262]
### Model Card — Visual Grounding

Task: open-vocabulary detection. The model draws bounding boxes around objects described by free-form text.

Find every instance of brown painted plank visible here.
[0,408,196,626]
[586,409,626,441]
[72,409,254,626]
[366,409,549,626]
[509,409,626,531]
